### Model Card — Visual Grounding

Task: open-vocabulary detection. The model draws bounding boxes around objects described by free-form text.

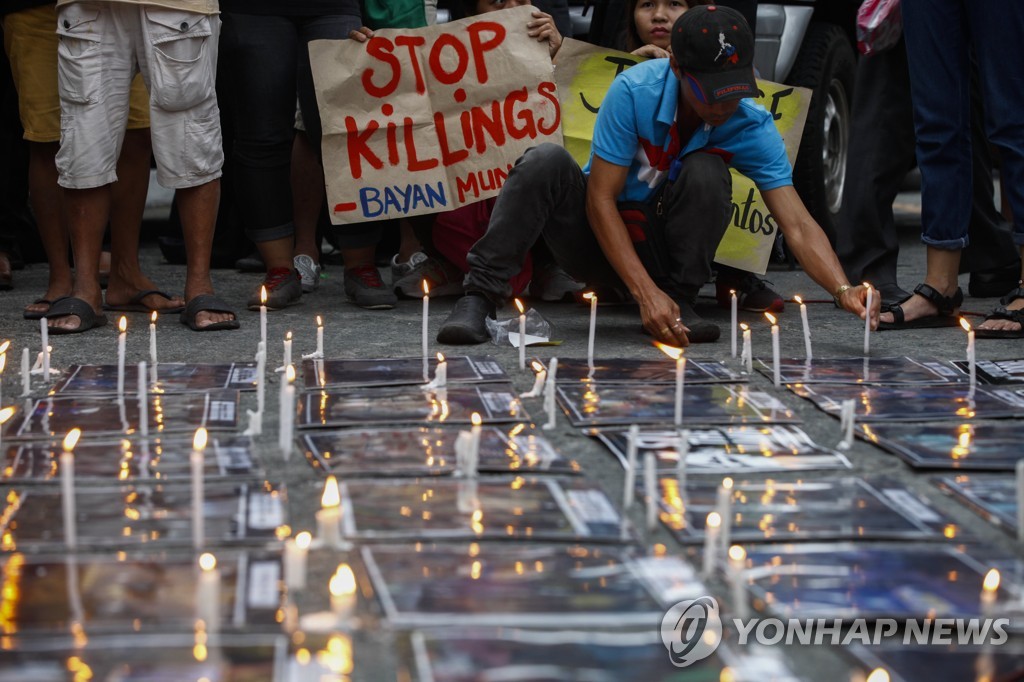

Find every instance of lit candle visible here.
[961,318,976,389]
[315,315,324,357]
[655,342,685,426]
[197,552,221,632]
[427,352,447,389]
[730,290,738,358]
[20,347,30,397]
[728,545,749,620]
[256,343,266,418]
[980,568,1000,616]
[137,361,148,437]
[316,475,342,549]
[279,365,296,457]
[466,412,482,476]
[284,531,311,591]
[765,313,780,387]
[543,357,558,430]
[795,295,812,360]
[282,331,293,372]
[583,292,598,368]
[644,450,658,530]
[148,310,158,366]
[716,478,734,550]
[61,427,81,549]
[676,429,690,494]
[422,280,430,381]
[40,318,51,384]
[116,316,127,396]
[1016,459,1024,544]
[329,563,357,623]
[863,283,872,355]
[623,424,639,508]
[740,323,752,373]
[702,511,721,576]
[521,360,547,398]
[259,285,268,351]
[191,427,208,550]
[513,298,527,370]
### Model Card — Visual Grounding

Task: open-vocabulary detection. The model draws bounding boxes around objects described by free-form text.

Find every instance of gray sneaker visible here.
[529,263,585,302]
[344,265,398,309]
[246,268,303,311]
[293,254,321,293]
[390,251,428,284]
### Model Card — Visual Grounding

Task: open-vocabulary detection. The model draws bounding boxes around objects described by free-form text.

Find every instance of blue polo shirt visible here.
[584,59,793,204]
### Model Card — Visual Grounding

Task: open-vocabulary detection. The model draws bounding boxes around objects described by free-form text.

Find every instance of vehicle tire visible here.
[785,22,856,246]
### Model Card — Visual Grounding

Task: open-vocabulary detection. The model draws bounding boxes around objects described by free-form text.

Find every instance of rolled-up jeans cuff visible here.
[246,220,295,244]
[921,235,969,250]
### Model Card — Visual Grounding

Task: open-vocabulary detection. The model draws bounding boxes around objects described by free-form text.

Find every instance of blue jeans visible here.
[220,12,360,244]
[903,0,1024,248]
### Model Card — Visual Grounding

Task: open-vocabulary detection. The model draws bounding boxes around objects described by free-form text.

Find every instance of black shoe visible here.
[676,298,720,343]
[969,262,1021,298]
[437,293,496,345]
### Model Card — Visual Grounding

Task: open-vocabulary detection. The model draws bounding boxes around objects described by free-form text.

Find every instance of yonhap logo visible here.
[660,596,723,667]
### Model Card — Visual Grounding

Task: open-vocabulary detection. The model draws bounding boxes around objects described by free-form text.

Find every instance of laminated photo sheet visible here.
[0,481,287,551]
[541,357,746,385]
[0,549,284,636]
[954,358,1024,385]
[302,355,509,390]
[593,425,852,475]
[296,385,528,428]
[849,643,1024,682]
[362,542,706,627]
[0,434,262,483]
[556,383,800,427]
[338,476,630,544]
[754,356,961,385]
[787,383,1024,422]
[52,362,259,395]
[934,475,1018,536]
[860,422,1024,470]
[740,543,1014,620]
[652,477,959,544]
[4,390,240,439]
[301,425,578,477]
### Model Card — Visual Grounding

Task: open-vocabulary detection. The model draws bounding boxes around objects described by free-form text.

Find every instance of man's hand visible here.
[639,288,690,347]
[348,26,373,42]
[631,44,670,59]
[837,284,882,330]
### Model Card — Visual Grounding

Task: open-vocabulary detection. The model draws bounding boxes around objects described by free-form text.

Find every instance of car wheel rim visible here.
[821,77,849,215]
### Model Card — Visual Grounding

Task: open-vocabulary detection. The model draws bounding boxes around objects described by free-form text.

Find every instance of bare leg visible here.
[290,130,321,260]
[49,185,110,330]
[397,219,422,263]
[24,141,72,316]
[256,236,294,272]
[879,247,962,324]
[176,179,235,328]
[104,128,184,310]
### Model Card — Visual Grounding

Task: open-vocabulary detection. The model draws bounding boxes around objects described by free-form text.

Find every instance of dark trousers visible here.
[836,36,1018,293]
[464,144,732,304]
[220,12,360,244]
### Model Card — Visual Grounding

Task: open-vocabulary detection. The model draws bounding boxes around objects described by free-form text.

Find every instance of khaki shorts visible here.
[2,5,149,143]
[55,2,223,190]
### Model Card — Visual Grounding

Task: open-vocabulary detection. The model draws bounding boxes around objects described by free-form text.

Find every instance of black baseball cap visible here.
[671,5,757,104]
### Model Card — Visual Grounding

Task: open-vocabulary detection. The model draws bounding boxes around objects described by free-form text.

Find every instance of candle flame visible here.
[286,331,292,341]
[960,317,972,333]
[316,315,323,328]
[740,323,749,331]
[514,298,525,314]
[471,412,482,427]
[706,511,722,529]
[764,313,777,326]
[260,285,268,305]
[0,407,14,425]
[0,340,9,354]
[295,531,312,549]
[192,427,208,452]
[436,352,445,363]
[866,670,889,682]
[62,428,82,453]
[722,477,734,490]
[531,360,545,373]
[582,292,596,301]
[422,279,429,295]
[862,282,872,290]
[151,311,158,324]
[330,564,357,597]
[199,552,217,572]
[793,295,803,305]
[118,316,127,333]
[653,341,683,360]
[728,545,746,562]
[983,568,1000,593]
[321,475,340,508]
[286,364,296,383]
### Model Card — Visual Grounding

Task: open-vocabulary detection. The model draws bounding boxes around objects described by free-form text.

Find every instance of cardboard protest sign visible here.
[554,38,810,274]
[310,6,562,225]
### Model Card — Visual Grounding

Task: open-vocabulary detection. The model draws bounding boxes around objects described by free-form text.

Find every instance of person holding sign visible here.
[437,5,878,346]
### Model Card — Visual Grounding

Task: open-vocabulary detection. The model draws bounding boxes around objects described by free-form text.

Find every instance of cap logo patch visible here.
[715,32,739,65]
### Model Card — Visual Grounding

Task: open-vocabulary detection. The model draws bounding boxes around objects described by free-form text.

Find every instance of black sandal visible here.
[877,283,963,330]
[976,285,1024,339]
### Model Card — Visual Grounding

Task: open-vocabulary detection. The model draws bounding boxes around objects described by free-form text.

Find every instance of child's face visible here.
[474,0,533,14]
[634,0,690,49]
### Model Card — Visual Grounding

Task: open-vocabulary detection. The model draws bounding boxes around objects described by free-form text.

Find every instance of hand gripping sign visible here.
[310,6,562,225]
[554,39,810,275]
